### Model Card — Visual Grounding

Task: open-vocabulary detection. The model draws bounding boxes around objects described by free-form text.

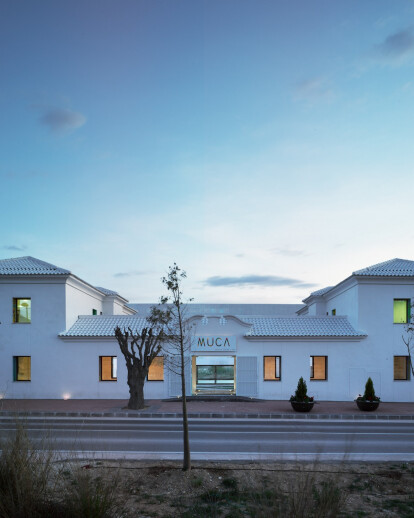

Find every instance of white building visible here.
[0,256,413,402]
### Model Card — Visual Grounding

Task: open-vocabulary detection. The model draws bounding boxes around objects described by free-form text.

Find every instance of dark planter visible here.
[356,400,380,412]
[290,401,314,412]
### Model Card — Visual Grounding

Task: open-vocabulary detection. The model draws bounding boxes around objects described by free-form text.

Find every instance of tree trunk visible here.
[127,371,146,410]
[181,351,191,471]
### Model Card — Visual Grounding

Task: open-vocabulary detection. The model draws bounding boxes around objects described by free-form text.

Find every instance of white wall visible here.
[65,278,105,328]
[325,281,359,328]
[2,274,414,401]
[0,277,67,399]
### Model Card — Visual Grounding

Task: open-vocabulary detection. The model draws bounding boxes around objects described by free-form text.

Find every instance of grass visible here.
[174,469,345,518]
[0,423,126,518]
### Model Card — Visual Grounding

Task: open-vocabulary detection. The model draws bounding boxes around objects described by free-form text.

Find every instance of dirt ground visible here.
[62,459,414,517]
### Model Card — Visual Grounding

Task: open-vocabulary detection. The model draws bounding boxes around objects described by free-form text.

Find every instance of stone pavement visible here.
[1,398,414,420]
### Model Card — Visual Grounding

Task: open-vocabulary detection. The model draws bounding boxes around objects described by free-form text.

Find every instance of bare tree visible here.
[114,326,165,410]
[148,264,193,471]
[402,302,414,378]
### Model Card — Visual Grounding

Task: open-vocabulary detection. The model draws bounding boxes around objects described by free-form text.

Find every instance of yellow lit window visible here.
[13,298,31,323]
[264,356,281,380]
[393,299,410,324]
[310,356,327,380]
[100,356,117,381]
[14,356,31,381]
[148,357,164,381]
[394,356,410,380]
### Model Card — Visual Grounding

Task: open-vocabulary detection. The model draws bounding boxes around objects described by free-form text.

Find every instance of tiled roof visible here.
[60,315,148,337]
[129,303,304,316]
[95,286,119,296]
[0,256,70,275]
[309,286,333,297]
[353,258,414,277]
[242,316,365,337]
[61,314,365,338]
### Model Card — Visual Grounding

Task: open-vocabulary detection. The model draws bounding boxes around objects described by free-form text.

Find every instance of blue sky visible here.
[1,0,414,303]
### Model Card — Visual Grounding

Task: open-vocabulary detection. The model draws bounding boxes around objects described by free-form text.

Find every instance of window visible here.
[13,356,31,381]
[148,356,164,381]
[331,309,336,316]
[92,309,97,315]
[100,356,117,381]
[394,356,411,380]
[13,298,31,323]
[310,356,327,380]
[264,356,281,381]
[393,299,411,324]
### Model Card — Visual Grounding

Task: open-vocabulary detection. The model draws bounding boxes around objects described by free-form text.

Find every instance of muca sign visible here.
[192,336,236,352]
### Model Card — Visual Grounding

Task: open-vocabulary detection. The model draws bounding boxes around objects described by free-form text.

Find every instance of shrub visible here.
[0,423,57,518]
[290,377,314,403]
[63,465,126,518]
[357,377,380,402]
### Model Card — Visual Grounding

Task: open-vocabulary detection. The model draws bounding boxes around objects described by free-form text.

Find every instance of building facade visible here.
[0,256,413,401]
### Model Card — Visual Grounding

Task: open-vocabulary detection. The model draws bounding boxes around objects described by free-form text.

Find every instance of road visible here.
[1,417,414,461]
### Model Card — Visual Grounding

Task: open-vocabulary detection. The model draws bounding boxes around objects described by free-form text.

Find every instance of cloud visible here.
[2,245,27,251]
[294,77,335,103]
[204,275,317,289]
[270,248,307,257]
[114,270,148,278]
[39,108,86,134]
[375,27,414,63]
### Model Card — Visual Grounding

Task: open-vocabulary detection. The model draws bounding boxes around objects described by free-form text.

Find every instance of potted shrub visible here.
[355,377,380,411]
[290,376,314,412]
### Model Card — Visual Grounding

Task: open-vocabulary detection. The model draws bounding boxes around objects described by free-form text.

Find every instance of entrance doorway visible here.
[193,356,235,394]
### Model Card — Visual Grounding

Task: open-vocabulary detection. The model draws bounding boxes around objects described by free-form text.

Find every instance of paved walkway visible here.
[1,399,414,419]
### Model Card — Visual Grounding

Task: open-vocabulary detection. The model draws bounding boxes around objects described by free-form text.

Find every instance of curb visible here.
[0,410,413,420]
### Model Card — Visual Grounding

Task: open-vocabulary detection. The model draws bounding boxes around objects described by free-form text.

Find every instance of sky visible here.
[1,0,414,304]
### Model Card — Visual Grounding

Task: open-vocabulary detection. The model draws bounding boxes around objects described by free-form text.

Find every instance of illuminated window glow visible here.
[148,357,164,381]
[394,356,410,380]
[100,356,117,381]
[14,356,31,381]
[393,299,410,324]
[310,356,327,380]
[13,298,31,323]
[264,356,281,381]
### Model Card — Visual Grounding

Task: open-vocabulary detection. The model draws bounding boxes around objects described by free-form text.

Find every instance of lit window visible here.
[264,356,281,381]
[393,299,411,324]
[310,356,327,380]
[394,356,411,380]
[148,356,164,381]
[100,356,117,381]
[13,356,31,381]
[13,298,31,323]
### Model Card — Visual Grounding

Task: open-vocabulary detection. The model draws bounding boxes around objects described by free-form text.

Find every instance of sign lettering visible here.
[192,336,236,352]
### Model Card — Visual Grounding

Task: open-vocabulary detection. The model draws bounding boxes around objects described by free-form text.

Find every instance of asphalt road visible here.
[1,417,414,461]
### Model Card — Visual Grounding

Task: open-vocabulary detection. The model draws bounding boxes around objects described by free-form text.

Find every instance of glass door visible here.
[195,356,235,393]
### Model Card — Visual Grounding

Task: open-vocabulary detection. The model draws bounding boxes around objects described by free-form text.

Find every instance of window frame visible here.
[263,356,281,381]
[310,355,328,381]
[393,356,411,381]
[13,356,31,382]
[12,298,31,324]
[393,299,411,324]
[147,356,164,381]
[99,356,117,381]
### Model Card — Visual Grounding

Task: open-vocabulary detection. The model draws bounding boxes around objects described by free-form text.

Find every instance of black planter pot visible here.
[290,401,314,413]
[356,400,380,412]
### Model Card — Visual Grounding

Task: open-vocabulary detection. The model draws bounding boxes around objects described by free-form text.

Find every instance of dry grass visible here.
[1,424,414,517]
[0,424,126,518]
